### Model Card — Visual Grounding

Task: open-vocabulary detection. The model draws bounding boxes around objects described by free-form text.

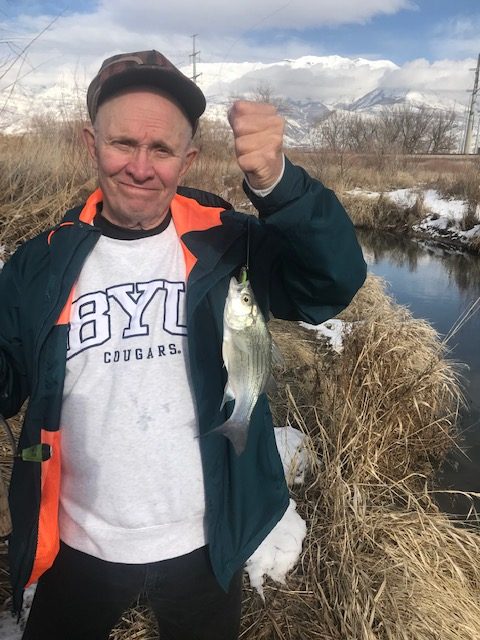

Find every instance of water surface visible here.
[359,230,480,511]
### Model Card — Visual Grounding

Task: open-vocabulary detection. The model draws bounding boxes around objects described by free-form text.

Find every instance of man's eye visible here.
[112,141,133,151]
[152,147,170,156]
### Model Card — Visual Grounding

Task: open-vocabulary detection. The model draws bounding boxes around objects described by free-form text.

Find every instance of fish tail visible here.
[211,419,249,456]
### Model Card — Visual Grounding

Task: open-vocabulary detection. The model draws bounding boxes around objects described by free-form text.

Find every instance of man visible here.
[0,50,366,639]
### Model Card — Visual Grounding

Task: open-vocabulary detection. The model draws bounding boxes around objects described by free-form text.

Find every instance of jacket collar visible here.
[69,188,247,281]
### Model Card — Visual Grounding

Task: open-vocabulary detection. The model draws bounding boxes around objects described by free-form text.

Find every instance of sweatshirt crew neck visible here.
[93,210,172,240]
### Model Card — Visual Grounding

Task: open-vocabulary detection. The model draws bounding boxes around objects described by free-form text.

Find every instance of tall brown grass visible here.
[0,117,94,252]
[259,276,480,640]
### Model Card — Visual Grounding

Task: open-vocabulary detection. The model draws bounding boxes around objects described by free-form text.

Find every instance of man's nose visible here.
[125,147,155,182]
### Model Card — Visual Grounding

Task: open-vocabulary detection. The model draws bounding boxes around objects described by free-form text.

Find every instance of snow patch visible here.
[245,499,307,601]
[0,585,36,639]
[349,188,480,248]
[300,318,352,353]
[274,425,308,485]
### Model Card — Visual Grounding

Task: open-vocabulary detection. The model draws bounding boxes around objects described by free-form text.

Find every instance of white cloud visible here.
[379,58,475,94]
[430,16,480,59]
[203,57,397,104]
[102,0,415,34]
[1,0,415,69]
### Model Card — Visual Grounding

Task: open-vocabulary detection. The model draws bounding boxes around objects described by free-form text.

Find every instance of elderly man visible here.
[0,51,366,639]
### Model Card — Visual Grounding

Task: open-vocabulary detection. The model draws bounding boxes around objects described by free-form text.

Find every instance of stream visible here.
[359,229,480,514]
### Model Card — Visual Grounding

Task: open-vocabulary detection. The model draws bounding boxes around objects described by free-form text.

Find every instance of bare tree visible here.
[312,102,460,156]
[316,110,351,152]
[397,105,434,153]
[231,80,291,116]
[426,109,459,153]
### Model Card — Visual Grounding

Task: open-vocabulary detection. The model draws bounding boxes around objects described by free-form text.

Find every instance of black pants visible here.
[22,542,243,640]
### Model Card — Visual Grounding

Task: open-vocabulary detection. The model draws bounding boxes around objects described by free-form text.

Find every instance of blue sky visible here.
[258,0,478,64]
[3,0,479,65]
[0,0,479,125]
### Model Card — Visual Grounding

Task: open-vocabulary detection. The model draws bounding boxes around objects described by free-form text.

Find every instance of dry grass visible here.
[287,150,480,247]
[341,192,426,232]
[1,117,479,638]
[254,275,480,640]
[0,118,95,253]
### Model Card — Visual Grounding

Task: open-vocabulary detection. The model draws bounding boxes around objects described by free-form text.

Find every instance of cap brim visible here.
[92,67,206,127]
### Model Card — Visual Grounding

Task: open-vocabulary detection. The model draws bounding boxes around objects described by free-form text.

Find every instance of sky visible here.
[0,0,480,121]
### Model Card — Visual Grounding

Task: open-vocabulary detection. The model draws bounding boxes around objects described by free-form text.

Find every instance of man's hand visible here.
[228,100,284,192]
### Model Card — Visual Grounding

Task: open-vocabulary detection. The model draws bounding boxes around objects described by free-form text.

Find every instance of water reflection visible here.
[358,230,480,514]
[359,230,480,296]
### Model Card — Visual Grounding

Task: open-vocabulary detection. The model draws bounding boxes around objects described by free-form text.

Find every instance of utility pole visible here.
[462,53,480,154]
[475,111,480,154]
[190,34,201,85]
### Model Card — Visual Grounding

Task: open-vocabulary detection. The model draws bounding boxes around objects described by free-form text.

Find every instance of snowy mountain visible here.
[178,55,468,146]
[348,87,462,113]
[1,54,470,145]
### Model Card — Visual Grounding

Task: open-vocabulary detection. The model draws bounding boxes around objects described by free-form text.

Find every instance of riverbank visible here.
[343,187,480,254]
[283,150,480,255]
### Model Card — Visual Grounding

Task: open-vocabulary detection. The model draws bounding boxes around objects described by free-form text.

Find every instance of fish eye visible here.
[242,294,250,304]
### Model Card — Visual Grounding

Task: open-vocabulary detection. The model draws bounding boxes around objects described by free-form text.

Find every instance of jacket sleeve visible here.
[245,156,367,324]
[0,256,29,418]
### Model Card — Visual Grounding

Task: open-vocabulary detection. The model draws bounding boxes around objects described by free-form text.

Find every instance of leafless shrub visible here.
[314,104,460,156]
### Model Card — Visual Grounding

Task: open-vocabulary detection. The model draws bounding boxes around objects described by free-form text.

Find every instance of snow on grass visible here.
[274,425,308,485]
[300,318,352,353]
[348,187,480,246]
[0,585,36,639]
[245,425,310,597]
[244,498,307,601]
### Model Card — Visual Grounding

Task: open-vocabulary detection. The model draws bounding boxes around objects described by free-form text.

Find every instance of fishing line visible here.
[246,215,251,274]
[444,294,480,344]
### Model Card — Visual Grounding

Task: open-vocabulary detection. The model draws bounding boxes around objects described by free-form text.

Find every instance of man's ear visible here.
[82,126,98,168]
[180,147,199,179]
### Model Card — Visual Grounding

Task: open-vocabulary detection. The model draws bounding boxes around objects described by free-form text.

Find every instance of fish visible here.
[212,271,276,455]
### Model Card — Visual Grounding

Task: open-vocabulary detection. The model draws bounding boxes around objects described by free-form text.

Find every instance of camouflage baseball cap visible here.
[87,50,206,131]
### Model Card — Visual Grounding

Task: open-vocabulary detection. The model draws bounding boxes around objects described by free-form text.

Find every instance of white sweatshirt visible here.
[59,217,207,563]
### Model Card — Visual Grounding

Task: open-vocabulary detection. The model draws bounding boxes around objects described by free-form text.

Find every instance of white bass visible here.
[213,273,275,455]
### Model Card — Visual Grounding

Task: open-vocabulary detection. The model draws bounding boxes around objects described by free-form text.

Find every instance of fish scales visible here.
[212,275,274,455]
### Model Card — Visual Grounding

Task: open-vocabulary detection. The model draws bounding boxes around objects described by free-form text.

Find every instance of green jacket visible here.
[0,158,366,613]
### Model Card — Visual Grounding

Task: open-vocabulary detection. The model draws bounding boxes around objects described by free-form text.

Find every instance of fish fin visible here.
[220,382,235,410]
[271,339,284,369]
[211,419,249,456]
[265,374,277,394]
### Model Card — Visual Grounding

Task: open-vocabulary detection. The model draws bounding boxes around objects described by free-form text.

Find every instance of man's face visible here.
[83,88,198,229]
